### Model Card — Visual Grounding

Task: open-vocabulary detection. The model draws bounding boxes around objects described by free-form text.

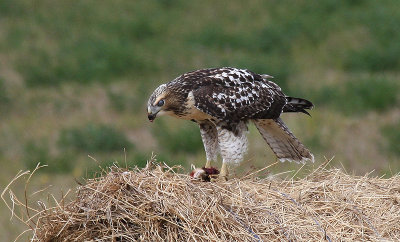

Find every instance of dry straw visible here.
[2,159,400,241]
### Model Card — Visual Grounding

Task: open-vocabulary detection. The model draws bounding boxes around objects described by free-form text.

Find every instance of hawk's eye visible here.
[157,99,165,107]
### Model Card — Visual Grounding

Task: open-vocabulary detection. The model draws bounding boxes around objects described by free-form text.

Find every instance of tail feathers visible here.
[283,97,314,116]
[253,118,314,164]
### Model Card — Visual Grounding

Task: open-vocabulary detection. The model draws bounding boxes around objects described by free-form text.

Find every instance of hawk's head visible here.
[147,81,195,121]
[147,84,168,122]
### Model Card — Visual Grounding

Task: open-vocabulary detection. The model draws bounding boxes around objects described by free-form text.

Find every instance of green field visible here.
[1,0,400,240]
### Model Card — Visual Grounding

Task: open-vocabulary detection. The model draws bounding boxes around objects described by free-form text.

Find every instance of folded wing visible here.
[253,118,314,163]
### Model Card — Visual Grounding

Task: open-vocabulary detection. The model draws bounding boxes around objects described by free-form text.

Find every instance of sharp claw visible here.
[218,174,228,181]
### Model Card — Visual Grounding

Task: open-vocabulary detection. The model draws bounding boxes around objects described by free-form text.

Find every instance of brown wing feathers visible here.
[253,118,314,163]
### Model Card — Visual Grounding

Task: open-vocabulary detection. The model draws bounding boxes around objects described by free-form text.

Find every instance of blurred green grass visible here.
[314,77,399,115]
[0,78,9,108]
[382,122,400,157]
[58,123,133,153]
[1,0,400,239]
[152,120,203,155]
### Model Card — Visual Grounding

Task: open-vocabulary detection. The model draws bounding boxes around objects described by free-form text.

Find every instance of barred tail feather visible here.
[253,118,314,163]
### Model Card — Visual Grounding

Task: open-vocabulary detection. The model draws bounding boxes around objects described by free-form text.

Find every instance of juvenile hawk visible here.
[147,67,314,179]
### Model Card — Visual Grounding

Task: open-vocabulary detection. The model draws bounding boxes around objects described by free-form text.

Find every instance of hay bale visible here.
[4,163,400,241]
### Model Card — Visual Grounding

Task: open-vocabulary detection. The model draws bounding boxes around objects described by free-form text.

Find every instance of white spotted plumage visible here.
[147,67,314,179]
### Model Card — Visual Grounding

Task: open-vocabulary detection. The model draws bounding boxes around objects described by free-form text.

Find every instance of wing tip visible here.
[261,74,274,79]
[279,153,315,164]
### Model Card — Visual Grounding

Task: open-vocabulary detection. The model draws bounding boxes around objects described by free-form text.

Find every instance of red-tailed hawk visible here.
[147,67,314,179]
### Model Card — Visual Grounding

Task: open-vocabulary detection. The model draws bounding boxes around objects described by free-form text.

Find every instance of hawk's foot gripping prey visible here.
[190,167,220,182]
[147,67,314,180]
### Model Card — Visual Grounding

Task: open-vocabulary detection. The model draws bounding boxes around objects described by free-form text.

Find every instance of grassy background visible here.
[1,0,400,240]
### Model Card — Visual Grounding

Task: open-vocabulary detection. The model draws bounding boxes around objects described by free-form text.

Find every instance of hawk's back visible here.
[168,67,287,122]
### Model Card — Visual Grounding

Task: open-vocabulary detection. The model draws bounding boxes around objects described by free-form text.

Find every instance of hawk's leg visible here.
[216,121,248,180]
[199,121,220,168]
[220,162,228,180]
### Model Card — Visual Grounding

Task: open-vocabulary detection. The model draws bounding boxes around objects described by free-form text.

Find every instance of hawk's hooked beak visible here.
[147,106,159,122]
[148,113,156,122]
